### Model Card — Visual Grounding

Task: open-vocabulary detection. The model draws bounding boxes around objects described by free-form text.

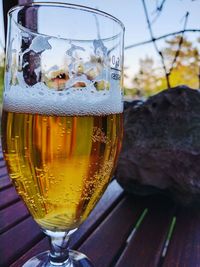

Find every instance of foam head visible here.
[3,80,123,116]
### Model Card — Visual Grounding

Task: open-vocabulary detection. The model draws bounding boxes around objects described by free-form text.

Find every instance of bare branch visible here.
[168,12,189,77]
[152,0,167,23]
[156,0,167,12]
[125,29,200,50]
[141,0,170,87]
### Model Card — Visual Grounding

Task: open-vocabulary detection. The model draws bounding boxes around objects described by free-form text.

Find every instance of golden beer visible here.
[2,110,122,231]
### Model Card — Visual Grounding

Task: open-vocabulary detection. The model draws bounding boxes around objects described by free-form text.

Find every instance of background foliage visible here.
[125,36,200,99]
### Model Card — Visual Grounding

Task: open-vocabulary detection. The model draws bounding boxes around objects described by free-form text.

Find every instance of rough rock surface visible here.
[116,85,200,205]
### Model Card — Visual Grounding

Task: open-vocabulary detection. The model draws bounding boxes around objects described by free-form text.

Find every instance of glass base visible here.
[23,250,94,267]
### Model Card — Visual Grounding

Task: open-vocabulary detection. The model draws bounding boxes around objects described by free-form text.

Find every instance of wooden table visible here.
[1,149,200,267]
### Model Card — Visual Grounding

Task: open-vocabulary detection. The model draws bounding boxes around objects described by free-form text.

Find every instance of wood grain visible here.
[0,187,19,210]
[0,200,29,234]
[163,206,200,267]
[0,217,44,267]
[79,195,146,267]
[116,196,175,267]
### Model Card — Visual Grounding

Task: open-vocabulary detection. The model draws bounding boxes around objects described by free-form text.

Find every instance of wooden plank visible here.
[11,180,124,266]
[0,200,29,234]
[79,195,146,267]
[0,217,44,267]
[19,0,33,4]
[0,159,6,168]
[10,238,49,267]
[71,180,124,249]
[163,206,200,267]
[115,196,175,267]
[0,174,12,190]
[0,166,9,178]
[0,187,19,210]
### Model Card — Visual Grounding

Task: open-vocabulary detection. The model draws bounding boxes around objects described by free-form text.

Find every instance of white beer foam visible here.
[3,81,123,116]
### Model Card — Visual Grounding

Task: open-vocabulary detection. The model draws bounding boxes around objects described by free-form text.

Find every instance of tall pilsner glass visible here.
[2,3,125,266]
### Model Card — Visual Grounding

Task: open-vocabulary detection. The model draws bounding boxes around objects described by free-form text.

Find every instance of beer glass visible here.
[2,3,124,266]
[0,2,5,112]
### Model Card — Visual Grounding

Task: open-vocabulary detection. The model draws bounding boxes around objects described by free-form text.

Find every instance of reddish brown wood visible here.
[115,196,175,267]
[79,195,146,267]
[0,217,44,266]
[163,206,200,267]
[0,187,19,210]
[0,159,6,168]
[1,147,200,267]
[0,166,10,178]
[0,200,29,234]
[0,174,12,190]
[10,238,49,267]
[19,0,33,3]
[70,180,124,249]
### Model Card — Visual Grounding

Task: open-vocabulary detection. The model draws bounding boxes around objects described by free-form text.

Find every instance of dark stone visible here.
[116,85,200,205]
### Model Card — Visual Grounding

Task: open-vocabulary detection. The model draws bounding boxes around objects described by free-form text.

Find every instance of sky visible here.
[0,0,200,85]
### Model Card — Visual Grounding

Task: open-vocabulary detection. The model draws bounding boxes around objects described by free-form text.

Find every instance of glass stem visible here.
[44,230,72,265]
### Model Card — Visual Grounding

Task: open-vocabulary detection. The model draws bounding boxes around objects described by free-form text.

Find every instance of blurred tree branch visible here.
[135,0,199,89]
[125,29,200,50]
[167,12,189,85]
[141,0,170,87]
[151,0,167,23]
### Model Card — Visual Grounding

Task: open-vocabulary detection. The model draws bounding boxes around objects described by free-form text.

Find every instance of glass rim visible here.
[8,2,125,32]
[12,20,122,43]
